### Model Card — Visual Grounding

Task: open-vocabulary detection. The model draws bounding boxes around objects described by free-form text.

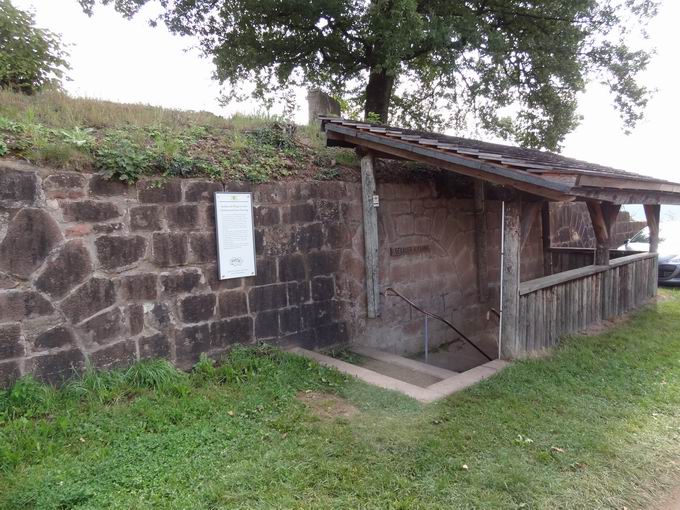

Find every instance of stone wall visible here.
[339,175,544,356]
[0,161,352,386]
[0,161,547,385]
[550,202,646,249]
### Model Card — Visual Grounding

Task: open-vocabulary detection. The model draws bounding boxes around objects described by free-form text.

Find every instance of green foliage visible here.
[80,0,658,150]
[4,295,680,506]
[96,130,149,182]
[124,359,186,391]
[0,0,69,94]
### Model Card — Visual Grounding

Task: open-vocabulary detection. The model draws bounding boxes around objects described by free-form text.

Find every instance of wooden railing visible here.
[516,252,657,352]
[547,247,639,274]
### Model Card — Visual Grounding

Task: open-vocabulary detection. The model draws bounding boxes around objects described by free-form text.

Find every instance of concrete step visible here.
[350,346,458,380]
[288,347,510,403]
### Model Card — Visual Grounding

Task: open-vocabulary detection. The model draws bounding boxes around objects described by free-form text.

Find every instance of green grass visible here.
[0,89,359,181]
[3,293,680,509]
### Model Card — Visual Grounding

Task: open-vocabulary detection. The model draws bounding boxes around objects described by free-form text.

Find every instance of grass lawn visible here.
[3,291,680,509]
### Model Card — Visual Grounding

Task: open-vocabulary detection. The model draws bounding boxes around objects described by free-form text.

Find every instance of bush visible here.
[0,0,70,94]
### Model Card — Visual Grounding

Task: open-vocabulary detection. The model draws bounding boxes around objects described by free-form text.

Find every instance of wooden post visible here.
[501,200,521,359]
[361,153,380,318]
[473,181,489,302]
[644,204,660,253]
[541,202,553,276]
[587,200,621,320]
[586,201,621,266]
[644,204,661,298]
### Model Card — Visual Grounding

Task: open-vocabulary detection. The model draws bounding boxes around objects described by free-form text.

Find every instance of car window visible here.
[630,227,650,243]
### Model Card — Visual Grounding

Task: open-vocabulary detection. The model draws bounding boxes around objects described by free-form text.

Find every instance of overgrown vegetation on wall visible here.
[0,89,358,182]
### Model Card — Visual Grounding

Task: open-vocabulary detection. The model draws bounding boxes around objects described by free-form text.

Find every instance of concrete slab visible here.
[288,347,434,402]
[358,357,442,388]
[350,346,458,379]
[288,347,510,403]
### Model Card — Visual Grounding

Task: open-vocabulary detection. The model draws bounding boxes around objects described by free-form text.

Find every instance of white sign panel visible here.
[214,192,256,280]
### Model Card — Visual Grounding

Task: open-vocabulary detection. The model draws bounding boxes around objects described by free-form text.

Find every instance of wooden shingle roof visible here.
[321,118,680,205]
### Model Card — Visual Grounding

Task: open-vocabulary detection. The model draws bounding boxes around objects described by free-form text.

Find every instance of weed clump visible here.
[0,90,360,183]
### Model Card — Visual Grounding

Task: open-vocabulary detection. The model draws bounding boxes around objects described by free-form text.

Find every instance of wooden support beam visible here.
[586,200,621,266]
[587,200,621,320]
[361,153,380,318]
[473,181,489,302]
[644,204,660,253]
[541,202,553,276]
[500,200,521,359]
[520,201,542,251]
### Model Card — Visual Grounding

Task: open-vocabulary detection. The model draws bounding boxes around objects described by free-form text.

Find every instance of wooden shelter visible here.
[321,117,680,359]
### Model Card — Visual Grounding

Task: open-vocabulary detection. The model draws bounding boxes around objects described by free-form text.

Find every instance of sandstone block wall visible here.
[340,177,544,356]
[0,162,352,385]
[550,202,646,249]
[0,160,548,386]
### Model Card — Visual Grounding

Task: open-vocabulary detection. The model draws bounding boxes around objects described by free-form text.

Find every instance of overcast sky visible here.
[13,0,680,203]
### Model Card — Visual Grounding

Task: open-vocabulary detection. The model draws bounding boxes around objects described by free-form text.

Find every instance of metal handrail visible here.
[383,287,493,362]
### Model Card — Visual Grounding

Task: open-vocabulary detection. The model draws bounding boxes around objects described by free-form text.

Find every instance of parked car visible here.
[619,222,680,284]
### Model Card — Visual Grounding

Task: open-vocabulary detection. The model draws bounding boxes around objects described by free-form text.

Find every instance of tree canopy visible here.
[80,0,658,150]
[0,0,69,95]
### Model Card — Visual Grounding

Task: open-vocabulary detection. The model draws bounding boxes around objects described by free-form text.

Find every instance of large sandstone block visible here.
[0,291,54,322]
[283,203,315,224]
[251,257,277,286]
[166,204,199,230]
[175,323,210,367]
[254,206,280,227]
[314,321,348,348]
[293,223,324,252]
[188,232,216,263]
[0,208,63,278]
[248,284,287,312]
[89,174,131,196]
[79,307,125,345]
[308,250,341,277]
[210,316,253,348]
[117,273,158,301]
[312,276,335,301]
[202,265,242,291]
[180,294,216,323]
[184,180,222,202]
[217,290,248,318]
[139,333,171,360]
[96,235,147,270]
[161,269,202,294]
[130,205,162,231]
[287,281,310,305]
[35,240,92,299]
[152,233,188,266]
[138,179,182,203]
[0,272,18,290]
[0,323,23,359]
[145,303,175,333]
[279,254,306,282]
[60,200,120,222]
[34,325,76,350]
[128,304,144,335]
[88,340,136,370]
[59,278,116,324]
[301,300,338,328]
[279,307,301,334]
[255,310,279,339]
[0,168,38,205]
[0,360,20,387]
[29,348,85,384]
[43,173,87,199]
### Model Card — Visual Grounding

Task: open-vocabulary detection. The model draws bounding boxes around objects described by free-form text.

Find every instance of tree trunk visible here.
[364,69,394,123]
